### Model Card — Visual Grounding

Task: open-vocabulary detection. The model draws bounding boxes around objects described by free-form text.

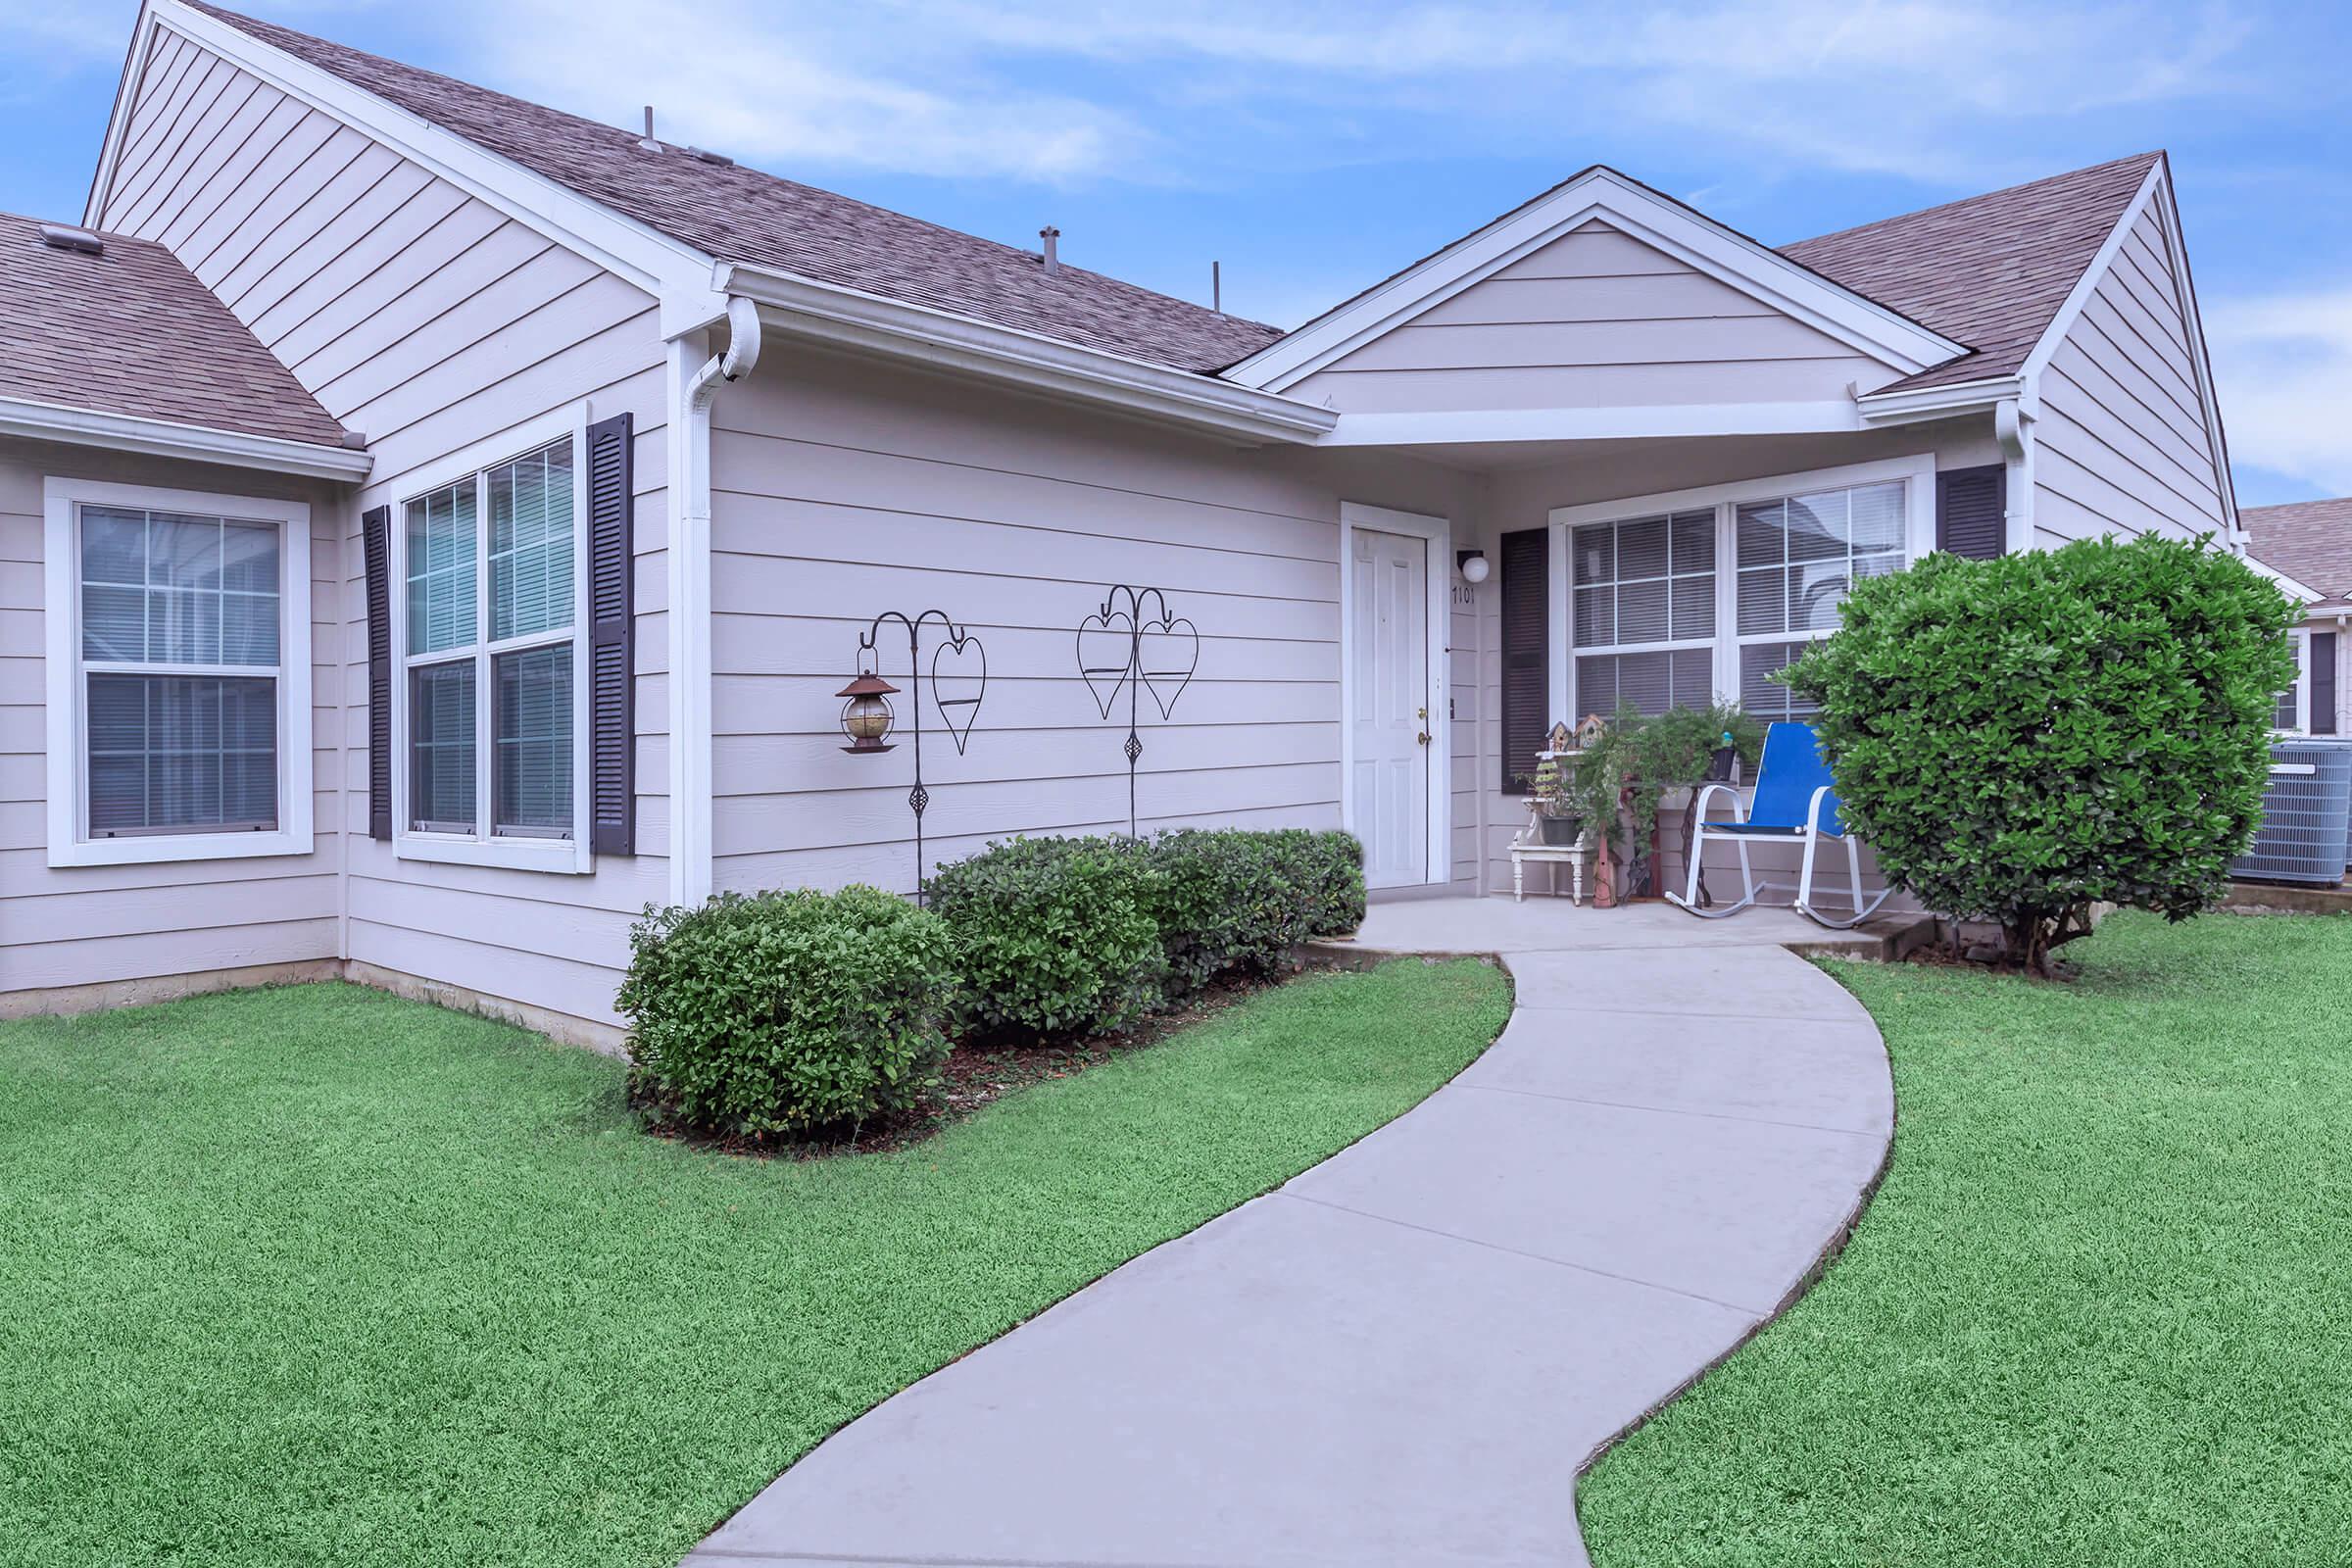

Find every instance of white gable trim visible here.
[1225,167,1967,393]
[2014,158,2239,539]
[0,394,372,481]
[95,0,728,337]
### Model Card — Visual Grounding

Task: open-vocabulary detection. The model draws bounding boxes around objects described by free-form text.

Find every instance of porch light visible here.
[1456,549,1490,585]
[837,670,899,753]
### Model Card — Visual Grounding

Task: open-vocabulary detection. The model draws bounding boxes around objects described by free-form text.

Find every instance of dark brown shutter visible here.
[1498,527,1548,794]
[586,412,636,856]
[363,504,392,841]
[2313,631,2338,735]
[1936,465,2006,560]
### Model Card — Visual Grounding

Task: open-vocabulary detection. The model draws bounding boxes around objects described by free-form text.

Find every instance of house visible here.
[0,0,2241,1046]
[2243,499,2349,735]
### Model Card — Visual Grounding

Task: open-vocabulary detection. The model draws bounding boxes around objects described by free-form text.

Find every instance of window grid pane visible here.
[81,508,278,668]
[1740,642,1823,722]
[1571,509,1717,715]
[407,482,478,656]
[490,441,574,642]
[410,660,477,831]
[85,673,276,834]
[495,643,573,837]
[1736,481,1903,637]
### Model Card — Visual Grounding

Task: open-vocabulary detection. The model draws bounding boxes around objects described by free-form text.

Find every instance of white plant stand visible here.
[1509,814,1592,905]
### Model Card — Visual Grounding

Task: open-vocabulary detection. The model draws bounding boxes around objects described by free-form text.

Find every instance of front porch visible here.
[1331,891,1931,962]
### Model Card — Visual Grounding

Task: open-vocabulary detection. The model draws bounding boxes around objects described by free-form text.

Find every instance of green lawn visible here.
[0,960,1509,1567]
[1581,911,2352,1566]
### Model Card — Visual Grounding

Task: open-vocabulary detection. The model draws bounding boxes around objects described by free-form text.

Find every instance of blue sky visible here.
[6,1,2350,505]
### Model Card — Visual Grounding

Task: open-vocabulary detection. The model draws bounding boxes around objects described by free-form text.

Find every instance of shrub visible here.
[617,885,956,1139]
[926,836,1166,1038]
[1783,534,2297,971]
[1149,828,1366,996]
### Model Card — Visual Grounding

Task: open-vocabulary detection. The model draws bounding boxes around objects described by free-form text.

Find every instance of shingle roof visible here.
[184,3,1283,376]
[0,210,347,448]
[1782,152,2163,394]
[2244,498,2352,605]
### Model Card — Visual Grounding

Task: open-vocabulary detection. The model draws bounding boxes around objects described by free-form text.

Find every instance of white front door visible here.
[1350,526,1431,888]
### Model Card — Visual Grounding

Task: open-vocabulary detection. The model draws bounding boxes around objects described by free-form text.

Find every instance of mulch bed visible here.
[635,958,1346,1161]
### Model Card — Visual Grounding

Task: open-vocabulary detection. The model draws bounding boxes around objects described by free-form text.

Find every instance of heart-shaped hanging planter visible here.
[931,632,987,755]
[1138,616,1199,721]
[1075,610,1136,719]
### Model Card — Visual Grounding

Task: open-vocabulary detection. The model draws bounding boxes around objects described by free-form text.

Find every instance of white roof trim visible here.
[724,266,1338,445]
[1857,373,2024,425]
[0,394,373,480]
[1223,166,1967,393]
[1315,400,1865,448]
[103,0,727,337]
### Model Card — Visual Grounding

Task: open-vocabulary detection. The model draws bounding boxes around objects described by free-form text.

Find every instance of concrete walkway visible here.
[687,899,1894,1568]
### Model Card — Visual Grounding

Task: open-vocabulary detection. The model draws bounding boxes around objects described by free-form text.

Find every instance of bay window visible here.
[44,479,313,867]
[393,428,588,869]
[1547,458,1933,726]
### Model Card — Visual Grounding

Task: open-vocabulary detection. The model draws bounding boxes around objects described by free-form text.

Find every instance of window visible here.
[2277,628,2310,734]
[1735,480,1904,721]
[394,433,586,866]
[43,480,312,867]
[1570,509,1716,717]
[1549,462,1927,729]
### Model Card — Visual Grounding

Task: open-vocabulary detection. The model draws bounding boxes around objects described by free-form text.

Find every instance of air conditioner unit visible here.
[2232,742,2352,885]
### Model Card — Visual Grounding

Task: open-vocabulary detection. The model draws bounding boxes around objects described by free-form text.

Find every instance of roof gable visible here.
[1784,152,2162,394]
[1224,166,1966,394]
[157,2,1278,375]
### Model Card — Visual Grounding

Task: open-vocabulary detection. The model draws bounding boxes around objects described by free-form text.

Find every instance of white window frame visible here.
[2275,626,2311,736]
[43,476,315,867]
[1546,455,1936,722]
[385,406,593,874]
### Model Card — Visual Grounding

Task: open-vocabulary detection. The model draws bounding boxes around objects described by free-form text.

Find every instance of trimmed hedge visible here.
[925,835,1168,1039]
[933,828,1367,1031]
[1151,828,1366,996]
[617,885,956,1138]
[1784,534,2297,969]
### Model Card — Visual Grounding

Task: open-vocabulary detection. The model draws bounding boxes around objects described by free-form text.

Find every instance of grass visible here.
[1579,911,2352,1566]
[0,959,1509,1568]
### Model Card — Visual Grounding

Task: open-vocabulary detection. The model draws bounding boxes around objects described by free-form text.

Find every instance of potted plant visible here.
[1567,704,1764,901]
[1528,754,1584,845]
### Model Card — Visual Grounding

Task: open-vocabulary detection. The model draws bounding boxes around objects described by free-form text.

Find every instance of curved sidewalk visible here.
[688,901,1894,1568]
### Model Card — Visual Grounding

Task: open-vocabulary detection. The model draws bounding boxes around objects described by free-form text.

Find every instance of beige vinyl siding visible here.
[2034,204,2230,548]
[1289,220,1901,416]
[705,349,1476,898]
[92,32,670,1031]
[0,439,342,994]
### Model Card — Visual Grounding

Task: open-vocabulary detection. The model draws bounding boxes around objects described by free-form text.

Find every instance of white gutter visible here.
[0,395,373,481]
[665,294,762,909]
[1853,373,2024,427]
[721,266,1335,446]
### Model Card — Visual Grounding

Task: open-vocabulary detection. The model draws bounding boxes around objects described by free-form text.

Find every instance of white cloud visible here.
[2208,288,2352,496]
[322,0,2250,189]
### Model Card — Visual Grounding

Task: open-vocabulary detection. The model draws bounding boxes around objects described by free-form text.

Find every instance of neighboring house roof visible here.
[183,2,1283,376]
[2244,498,2352,606]
[0,209,348,448]
[1782,152,2163,394]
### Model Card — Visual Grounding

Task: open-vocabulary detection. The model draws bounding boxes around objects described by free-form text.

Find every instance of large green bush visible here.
[617,885,956,1138]
[1783,534,2297,969]
[1149,828,1367,996]
[926,836,1167,1037]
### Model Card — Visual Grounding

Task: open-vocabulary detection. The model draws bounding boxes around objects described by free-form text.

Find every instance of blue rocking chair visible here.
[1664,720,1891,929]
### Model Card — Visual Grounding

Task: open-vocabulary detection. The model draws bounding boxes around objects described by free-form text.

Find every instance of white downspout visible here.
[665,294,761,908]
[1995,396,2034,555]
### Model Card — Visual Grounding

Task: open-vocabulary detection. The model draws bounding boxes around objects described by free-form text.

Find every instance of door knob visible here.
[1417,731,1431,746]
